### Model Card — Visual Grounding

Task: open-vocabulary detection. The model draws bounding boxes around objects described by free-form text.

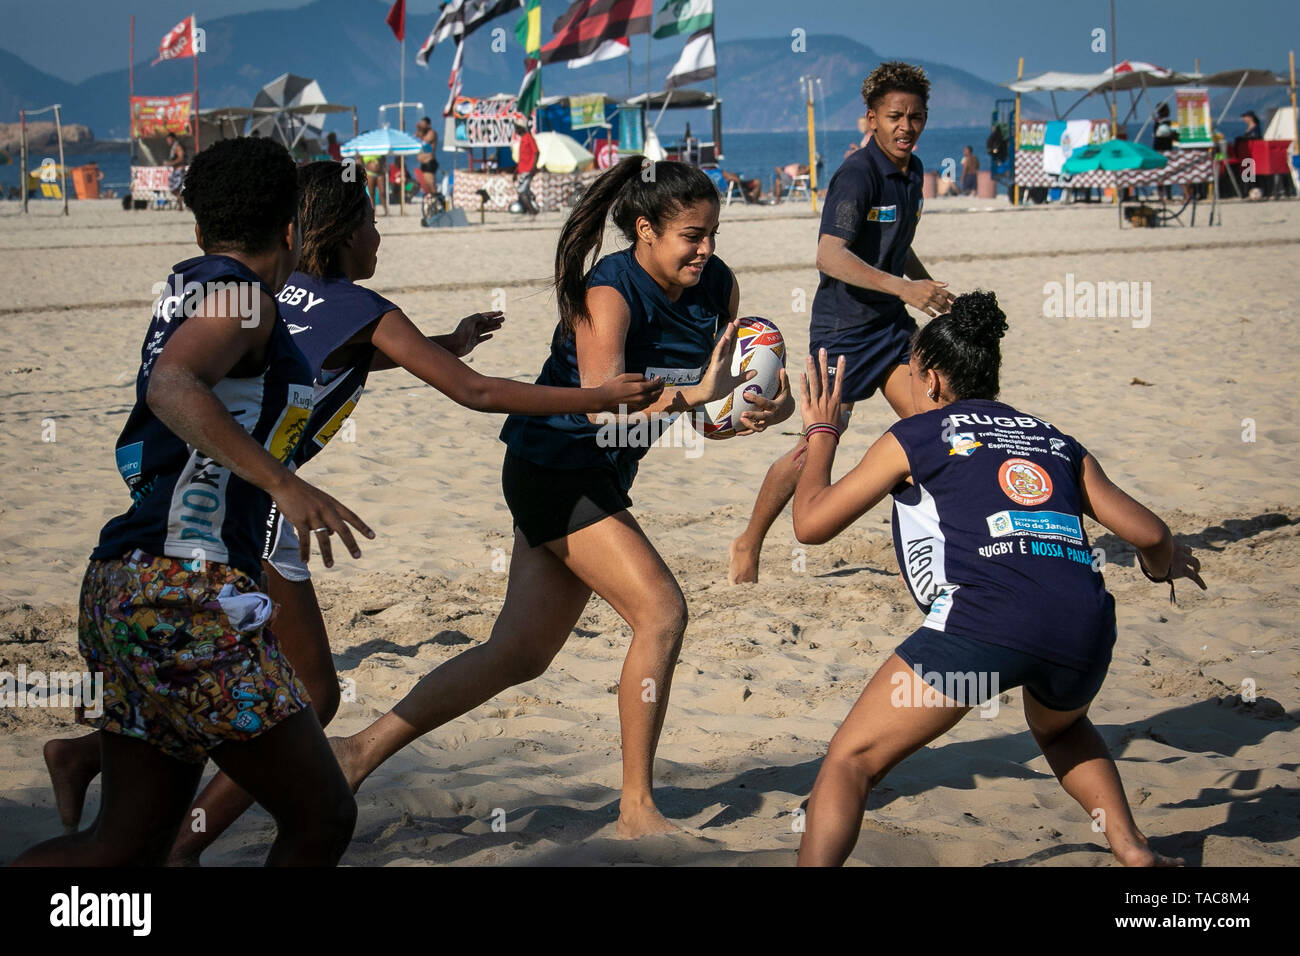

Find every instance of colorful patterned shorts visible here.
[77,552,310,763]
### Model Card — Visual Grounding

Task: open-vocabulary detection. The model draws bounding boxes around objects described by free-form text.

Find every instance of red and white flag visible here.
[386,0,406,41]
[152,15,199,65]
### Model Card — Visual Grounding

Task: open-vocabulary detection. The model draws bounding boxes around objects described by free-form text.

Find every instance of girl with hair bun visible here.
[791,290,1205,866]
[332,156,794,837]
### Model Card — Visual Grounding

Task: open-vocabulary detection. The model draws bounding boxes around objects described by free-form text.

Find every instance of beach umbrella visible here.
[338,128,425,217]
[249,73,330,147]
[338,128,424,156]
[513,131,594,174]
[1062,139,1168,173]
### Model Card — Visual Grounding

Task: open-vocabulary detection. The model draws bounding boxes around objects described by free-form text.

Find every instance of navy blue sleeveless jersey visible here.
[500,247,734,490]
[92,255,314,578]
[887,399,1114,668]
[274,271,398,468]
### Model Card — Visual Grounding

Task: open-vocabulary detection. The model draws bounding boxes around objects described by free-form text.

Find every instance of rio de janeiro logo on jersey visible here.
[998,457,1052,506]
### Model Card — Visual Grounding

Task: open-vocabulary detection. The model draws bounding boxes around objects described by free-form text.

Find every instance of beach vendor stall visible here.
[1005,60,1291,209]
[447,94,605,212]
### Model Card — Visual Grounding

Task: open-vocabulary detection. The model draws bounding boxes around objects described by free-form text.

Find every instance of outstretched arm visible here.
[792,352,909,544]
[1079,453,1205,590]
[368,306,663,415]
[817,234,952,317]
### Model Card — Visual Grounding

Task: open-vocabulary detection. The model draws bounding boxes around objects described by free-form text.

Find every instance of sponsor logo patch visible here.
[947,432,982,456]
[998,457,1052,506]
[866,204,898,222]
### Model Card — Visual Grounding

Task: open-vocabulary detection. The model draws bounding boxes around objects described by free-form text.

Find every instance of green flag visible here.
[517,59,542,118]
[653,0,713,39]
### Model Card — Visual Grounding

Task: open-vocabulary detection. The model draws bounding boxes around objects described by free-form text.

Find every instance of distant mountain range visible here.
[23,0,1285,143]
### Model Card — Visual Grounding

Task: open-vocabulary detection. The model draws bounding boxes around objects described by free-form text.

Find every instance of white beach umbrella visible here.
[511,131,594,174]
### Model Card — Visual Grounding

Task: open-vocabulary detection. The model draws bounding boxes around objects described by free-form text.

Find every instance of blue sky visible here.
[1,0,1296,86]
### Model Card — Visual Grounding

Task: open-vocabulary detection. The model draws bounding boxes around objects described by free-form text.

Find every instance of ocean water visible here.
[0,126,995,201]
[1,118,1263,203]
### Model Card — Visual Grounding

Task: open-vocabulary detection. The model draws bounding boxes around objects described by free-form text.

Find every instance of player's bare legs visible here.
[729,357,915,583]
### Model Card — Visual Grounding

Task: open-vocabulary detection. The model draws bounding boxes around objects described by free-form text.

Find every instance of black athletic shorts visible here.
[895,623,1115,712]
[501,451,632,548]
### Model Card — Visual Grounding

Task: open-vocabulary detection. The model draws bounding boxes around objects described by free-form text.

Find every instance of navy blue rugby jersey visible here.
[92,255,314,578]
[500,247,734,490]
[886,399,1115,668]
[274,271,399,468]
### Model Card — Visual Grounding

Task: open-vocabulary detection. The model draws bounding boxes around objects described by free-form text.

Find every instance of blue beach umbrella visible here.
[338,128,425,215]
[338,128,424,156]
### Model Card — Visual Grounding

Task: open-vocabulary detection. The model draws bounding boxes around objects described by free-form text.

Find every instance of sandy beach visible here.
[0,193,1296,866]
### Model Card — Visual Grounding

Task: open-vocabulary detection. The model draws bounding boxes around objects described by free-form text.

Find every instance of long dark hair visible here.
[911,290,1008,400]
[296,160,372,278]
[554,156,717,335]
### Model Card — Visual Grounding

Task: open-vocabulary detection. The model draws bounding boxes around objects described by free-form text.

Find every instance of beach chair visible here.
[703,167,737,208]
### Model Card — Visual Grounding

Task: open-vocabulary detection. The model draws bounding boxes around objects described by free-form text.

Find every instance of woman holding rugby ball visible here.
[792,290,1203,866]
[332,157,794,837]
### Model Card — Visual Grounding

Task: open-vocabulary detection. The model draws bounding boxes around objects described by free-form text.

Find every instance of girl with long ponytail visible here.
[333,156,795,836]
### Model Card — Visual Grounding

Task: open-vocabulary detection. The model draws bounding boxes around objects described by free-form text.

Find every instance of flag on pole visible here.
[152,15,199,65]
[386,0,406,41]
[444,40,466,115]
[665,27,715,89]
[416,0,518,67]
[652,0,712,39]
[540,0,653,65]
[567,37,630,69]
[514,0,542,56]
[517,57,542,118]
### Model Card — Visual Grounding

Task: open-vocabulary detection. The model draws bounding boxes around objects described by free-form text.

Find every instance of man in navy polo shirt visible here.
[730,61,955,583]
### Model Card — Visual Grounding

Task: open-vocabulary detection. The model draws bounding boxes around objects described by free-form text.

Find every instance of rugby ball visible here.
[693,317,786,440]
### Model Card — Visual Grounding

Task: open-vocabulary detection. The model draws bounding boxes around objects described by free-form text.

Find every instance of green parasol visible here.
[1062,139,1169,173]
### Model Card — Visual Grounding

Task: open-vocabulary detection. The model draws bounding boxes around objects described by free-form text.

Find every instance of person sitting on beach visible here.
[773,160,816,201]
[960,145,979,195]
[328,157,793,838]
[730,61,953,584]
[936,172,960,197]
[791,290,1204,867]
[38,159,664,864]
[720,169,763,203]
[19,136,374,867]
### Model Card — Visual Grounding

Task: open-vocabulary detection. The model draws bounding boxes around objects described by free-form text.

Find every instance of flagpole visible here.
[129,16,135,165]
[192,14,201,155]
[400,36,406,131]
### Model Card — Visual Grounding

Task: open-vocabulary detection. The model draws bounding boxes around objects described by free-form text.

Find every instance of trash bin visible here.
[976,169,995,199]
[71,164,101,200]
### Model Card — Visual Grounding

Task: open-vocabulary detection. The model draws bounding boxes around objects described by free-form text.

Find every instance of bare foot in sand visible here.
[1113,835,1184,867]
[43,736,100,833]
[728,537,760,584]
[329,734,369,793]
[617,800,681,839]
